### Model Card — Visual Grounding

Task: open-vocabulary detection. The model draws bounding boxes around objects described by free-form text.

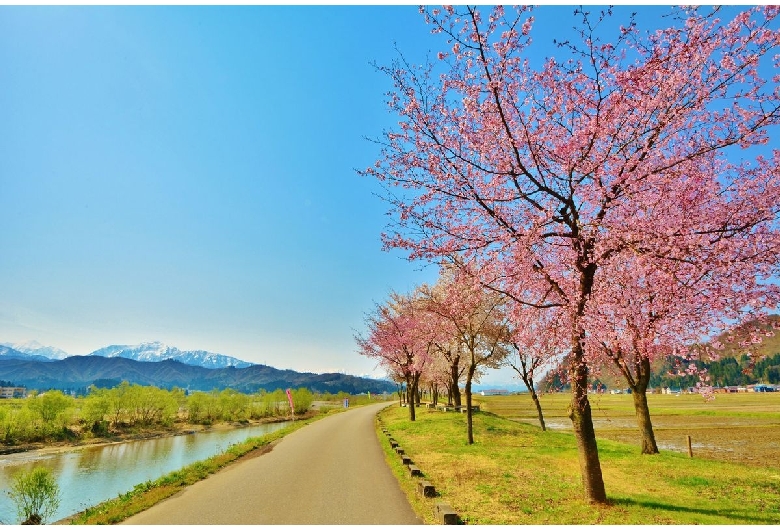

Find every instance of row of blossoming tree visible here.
[358,5,780,504]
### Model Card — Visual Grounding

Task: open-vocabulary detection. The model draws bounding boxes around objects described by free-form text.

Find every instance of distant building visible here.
[0,387,27,399]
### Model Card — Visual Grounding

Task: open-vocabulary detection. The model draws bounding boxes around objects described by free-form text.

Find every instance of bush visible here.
[8,467,61,524]
[291,388,313,415]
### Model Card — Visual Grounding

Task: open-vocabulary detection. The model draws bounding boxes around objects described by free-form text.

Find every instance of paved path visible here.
[122,402,421,525]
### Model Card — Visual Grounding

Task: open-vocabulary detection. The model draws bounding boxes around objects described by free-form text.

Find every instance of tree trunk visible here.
[632,356,659,454]
[529,385,546,431]
[515,363,547,432]
[564,257,607,503]
[450,362,462,407]
[22,514,42,525]
[465,363,476,445]
[632,389,659,454]
[408,373,420,421]
[568,347,607,503]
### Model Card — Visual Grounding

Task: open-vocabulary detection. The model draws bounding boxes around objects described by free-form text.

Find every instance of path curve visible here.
[122,401,421,525]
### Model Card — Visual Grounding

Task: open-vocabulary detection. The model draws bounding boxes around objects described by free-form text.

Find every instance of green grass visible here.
[378,402,780,525]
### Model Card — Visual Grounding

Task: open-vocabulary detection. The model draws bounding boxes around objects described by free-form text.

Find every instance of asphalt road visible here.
[121,401,421,524]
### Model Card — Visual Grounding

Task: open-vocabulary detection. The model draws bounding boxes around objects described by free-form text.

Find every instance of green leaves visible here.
[8,467,61,524]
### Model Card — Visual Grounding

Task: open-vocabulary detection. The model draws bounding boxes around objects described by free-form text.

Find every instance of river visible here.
[0,421,291,524]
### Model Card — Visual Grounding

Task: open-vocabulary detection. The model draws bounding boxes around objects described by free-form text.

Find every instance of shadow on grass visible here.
[612,497,779,524]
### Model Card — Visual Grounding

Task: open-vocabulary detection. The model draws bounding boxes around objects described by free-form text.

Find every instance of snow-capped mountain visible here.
[0,344,51,362]
[0,341,70,360]
[88,341,253,369]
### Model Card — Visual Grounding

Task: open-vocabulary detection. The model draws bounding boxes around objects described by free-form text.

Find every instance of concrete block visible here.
[417,480,436,498]
[435,503,459,525]
[389,439,398,448]
[408,465,421,477]
[395,446,405,455]
[401,455,411,465]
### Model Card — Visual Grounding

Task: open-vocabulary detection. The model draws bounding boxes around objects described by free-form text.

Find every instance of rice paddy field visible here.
[474,391,780,466]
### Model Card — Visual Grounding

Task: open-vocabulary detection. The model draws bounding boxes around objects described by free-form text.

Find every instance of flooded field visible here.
[476,392,780,466]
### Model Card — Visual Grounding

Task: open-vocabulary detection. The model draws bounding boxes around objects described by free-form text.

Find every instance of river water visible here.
[0,421,290,524]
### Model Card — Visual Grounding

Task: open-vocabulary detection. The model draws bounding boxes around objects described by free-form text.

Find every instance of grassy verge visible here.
[378,403,780,524]
[64,412,329,524]
[375,415,438,525]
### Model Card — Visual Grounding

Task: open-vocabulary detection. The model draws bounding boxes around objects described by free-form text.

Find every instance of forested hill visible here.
[706,315,780,360]
[0,356,395,395]
[649,353,780,389]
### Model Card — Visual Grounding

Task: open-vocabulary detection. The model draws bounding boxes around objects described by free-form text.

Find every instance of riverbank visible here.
[0,412,315,460]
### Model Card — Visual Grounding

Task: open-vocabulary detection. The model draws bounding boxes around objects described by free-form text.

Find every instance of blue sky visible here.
[0,5,761,385]
[0,5,450,378]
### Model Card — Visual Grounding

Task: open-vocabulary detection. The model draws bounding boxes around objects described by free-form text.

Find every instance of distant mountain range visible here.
[1,340,69,360]
[0,356,396,395]
[0,340,393,394]
[88,342,252,369]
[0,344,50,362]
[0,341,252,369]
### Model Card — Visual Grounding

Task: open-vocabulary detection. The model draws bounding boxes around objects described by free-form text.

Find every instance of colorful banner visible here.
[285,388,294,411]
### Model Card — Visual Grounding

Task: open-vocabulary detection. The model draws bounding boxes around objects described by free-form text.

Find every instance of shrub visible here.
[8,467,61,524]
[291,388,313,415]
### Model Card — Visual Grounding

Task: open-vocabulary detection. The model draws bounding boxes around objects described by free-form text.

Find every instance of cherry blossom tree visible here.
[584,256,711,454]
[418,277,466,407]
[419,353,450,406]
[421,263,510,444]
[503,300,567,432]
[583,157,780,453]
[356,290,439,421]
[421,334,464,407]
[363,5,780,502]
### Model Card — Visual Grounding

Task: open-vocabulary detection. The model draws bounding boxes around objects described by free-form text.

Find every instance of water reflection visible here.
[0,422,290,524]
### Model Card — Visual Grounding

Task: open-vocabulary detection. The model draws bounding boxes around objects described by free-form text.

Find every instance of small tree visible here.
[356,290,438,421]
[26,390,72,424]
[423,264,510,444]
[9,467,61,525]
[504,302,566,432]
